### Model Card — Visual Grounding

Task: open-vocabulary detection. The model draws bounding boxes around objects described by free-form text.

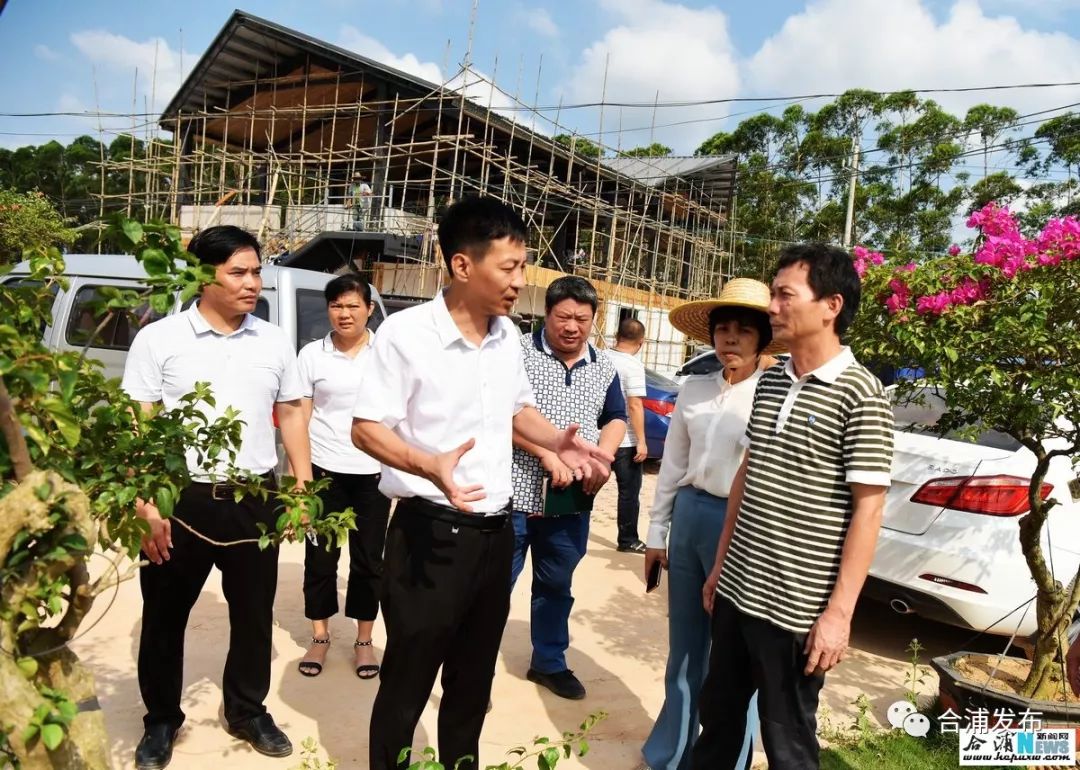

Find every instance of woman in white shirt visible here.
[296,274,390,680]
[641,279,780,770]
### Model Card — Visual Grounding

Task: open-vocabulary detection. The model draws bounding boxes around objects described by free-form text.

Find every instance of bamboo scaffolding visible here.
[102,52,736,371]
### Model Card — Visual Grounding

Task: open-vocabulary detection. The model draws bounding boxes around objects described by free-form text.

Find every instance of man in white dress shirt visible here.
[122,225,312,769]
[352,197,614,770]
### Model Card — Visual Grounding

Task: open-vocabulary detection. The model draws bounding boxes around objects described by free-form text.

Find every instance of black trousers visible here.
[369,500,514,770]
[303,465,391,621]
[613,446,643,547]
[138,481,278,731]
[692,598,825,770]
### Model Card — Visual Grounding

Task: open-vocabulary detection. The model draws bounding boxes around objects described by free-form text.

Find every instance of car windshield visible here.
[889,386,1021,451]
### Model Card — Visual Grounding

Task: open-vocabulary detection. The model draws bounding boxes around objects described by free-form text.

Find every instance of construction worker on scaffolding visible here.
[349,171,373,231]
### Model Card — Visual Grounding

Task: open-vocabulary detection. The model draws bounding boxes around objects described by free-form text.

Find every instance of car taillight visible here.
[910,474,1052,517]
[642,398,674,417]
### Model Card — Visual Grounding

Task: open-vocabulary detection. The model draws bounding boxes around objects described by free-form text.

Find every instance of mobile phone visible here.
[646,559,663,593]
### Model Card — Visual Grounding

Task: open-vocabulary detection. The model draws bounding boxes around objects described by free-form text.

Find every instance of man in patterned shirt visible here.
[693,244,894,769]
[510,276,627,700]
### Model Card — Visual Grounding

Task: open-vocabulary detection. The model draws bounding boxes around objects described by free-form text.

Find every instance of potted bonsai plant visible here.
[848,203,1080,724]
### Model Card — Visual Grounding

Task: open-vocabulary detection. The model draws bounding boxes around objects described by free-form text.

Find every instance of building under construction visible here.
[109,11,739,373]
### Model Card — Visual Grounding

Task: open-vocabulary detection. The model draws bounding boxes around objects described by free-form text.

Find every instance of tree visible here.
[1031,113,1080,217]
[0,190,75,265]
[619,143,672,158]
[553,134,601,159]
[964,104,1020,180]
[849,202,1080,701]
[0,218,344,769]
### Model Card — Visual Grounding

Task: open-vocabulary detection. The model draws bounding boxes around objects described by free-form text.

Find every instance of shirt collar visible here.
[716,366,763,390]
[431,290,508,348]
[321,328,375,355]
[783,346,855,384]
[534,327,596,365]
[187,302,257,337]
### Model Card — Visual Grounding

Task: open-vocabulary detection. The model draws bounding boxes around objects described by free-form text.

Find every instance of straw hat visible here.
[669,278,786,354]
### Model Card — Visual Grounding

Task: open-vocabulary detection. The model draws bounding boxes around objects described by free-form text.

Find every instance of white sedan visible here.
[865,385,1080,639]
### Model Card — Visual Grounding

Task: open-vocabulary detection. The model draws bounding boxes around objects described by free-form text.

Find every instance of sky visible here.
[2,0,1080,155]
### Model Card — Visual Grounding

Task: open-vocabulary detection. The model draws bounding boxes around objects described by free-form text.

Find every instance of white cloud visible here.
[336,25,445,85]
[34,44,60,62]
[69,30,192,115]
[336,26,539,132]
[563,0,740,153]
[745,0,1080,117]
[522,7,559,38]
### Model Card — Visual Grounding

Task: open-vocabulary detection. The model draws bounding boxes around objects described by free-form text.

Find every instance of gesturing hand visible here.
[803,606,850,675]
[582,457,612,495]
[553,424,616,479]
[425,438,486,512]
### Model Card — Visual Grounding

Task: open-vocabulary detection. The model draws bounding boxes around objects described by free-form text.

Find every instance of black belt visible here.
[190,472,276,501]
[399,496,511,532]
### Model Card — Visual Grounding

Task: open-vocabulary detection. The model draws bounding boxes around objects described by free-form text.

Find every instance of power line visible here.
[4,80,1080,119]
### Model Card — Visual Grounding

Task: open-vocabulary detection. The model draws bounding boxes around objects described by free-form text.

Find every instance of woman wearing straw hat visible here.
[640,278,781,770]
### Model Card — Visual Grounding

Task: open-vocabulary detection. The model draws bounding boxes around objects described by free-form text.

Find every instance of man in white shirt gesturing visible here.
[352,196,614,770]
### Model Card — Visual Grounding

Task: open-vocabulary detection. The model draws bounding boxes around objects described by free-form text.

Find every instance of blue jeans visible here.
[510,511,589,674]
[642,486,758,770]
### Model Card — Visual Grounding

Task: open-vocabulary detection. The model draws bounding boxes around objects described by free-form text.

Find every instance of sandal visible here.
[354,639,380,680]
[298,636,330,677]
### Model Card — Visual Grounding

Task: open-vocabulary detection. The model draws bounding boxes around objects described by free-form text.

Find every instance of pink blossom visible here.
[915,292,952,316]
[948,244,961,256]
[852,245,886,278]
[966,202,1021,239]
[900,262,916,272]
[948,277,988,306]
[885,277,911,315]
[1037,217,1080,263]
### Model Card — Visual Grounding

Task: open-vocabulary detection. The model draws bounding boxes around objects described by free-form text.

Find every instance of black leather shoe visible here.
[135,723,178,770]
[617,540,647,553]
[228,713,293,757]
[527,668,586,700]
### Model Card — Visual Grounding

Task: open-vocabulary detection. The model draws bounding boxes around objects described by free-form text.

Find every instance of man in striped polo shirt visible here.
[693,244,894,769]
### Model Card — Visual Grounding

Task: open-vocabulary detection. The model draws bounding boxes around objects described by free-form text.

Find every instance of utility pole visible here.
[842,132,860,248]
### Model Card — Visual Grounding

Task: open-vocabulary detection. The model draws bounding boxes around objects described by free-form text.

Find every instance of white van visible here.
[4,253,388,379]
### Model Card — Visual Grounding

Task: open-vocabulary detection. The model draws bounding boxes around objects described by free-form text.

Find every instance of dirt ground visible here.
[72,465,1005,769]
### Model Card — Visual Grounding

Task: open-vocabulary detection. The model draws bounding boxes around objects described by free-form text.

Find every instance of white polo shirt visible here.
[605,348,647,448]
[297,331,380,475]
[352,292,535,513]
[122,303,303,480]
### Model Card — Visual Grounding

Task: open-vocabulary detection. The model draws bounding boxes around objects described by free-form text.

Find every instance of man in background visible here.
[606,317,649,553]
[349,172,372,231]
